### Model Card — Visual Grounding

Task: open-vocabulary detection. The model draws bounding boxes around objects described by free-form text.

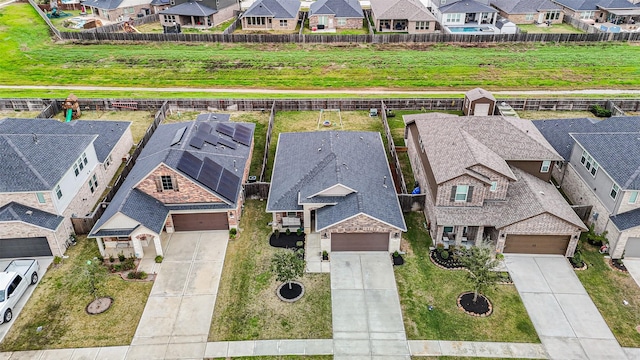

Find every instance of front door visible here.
[538,13,544,23]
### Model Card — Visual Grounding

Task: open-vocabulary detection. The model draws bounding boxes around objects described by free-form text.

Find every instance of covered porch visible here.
[602,8,640,31]
[435,225,498,249]
[96,229,164,260]
[378,19,409,32]
[463,13,497,26]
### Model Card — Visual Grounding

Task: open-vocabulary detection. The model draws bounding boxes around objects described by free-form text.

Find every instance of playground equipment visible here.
[122,21,141,33]
[317,109,343,129]
[47,2,71,19]
[62,94,81,121]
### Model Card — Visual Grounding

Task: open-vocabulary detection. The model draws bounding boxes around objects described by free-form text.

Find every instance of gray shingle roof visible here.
[309,0,363,18]
[0,118,131,193]
[90,115,254,237]
[0,202,64,231]
[82,0,125,10]
[490,0,561,13]
[404,113,562,185]
[160,1,218,16]
[552,0,640,11]
[267,131,406,232]
[466,87,496,102]
[439,0,498,14]
[609,207,640,230]
[242,0,300,18]
[369,0,436,21]
[533,116,640,189]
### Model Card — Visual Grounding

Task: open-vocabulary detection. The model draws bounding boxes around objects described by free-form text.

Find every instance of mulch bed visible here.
[570,259,587,270]
[392,254,405,266]
[86,296,113,315]
[457,292,493,317]
[429,249,465,270]
[276,281,305,303]
[609,258,628,272]
[269,233,305,250]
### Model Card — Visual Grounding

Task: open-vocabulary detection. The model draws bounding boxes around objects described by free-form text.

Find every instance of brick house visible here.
[534,116,640,259]
[159,0,239,29]
[308,0,364,31]
[369,0,438,34]
[83,0,154,22]
[490,0,564,24]
[431,0,498,29]
[266,131,406,253]
[90,114,254,259]
[0,118,133,258]
[240,0,300,31]
[404,113,586,256]
[463,87,496,116]
[551,0,640,24]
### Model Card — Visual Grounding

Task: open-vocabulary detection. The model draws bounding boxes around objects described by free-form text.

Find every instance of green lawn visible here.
[209,200,332,341]
[576,243,640,347]
[396,213,539,343]
[3,4,640,92]
[0,237,153,351]
[518,24,584,34]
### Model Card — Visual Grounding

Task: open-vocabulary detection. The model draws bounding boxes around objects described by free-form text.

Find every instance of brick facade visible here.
[136,164,224,204]
[91,4,150,22]
[618,191,640,214]
[607,222,640,259]
[0,220,72,258]
[468,165,510,200]
[497,11,564,25]
[325,213,396,234]
[557,163,609,233]
[308,16,363,29]
[242,14,299,31]
[436,175,486,207]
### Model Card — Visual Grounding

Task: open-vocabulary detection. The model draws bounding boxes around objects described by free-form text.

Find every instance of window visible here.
[580,11,594,19]
[630,191,638,204]
[287,212,297,217]
[455,185,469,202]
[541,160,551,173]
[74,163,79,176]
[610,184,619,199]
[546,10,560,21]
[280,19,287,27]
[443,226,454,233]
[590,162,598,177]
[580,149,598,177]
[247,17,266,26]
[89,174,98,193]
[415,21,430,30]
[580,150,587,165]
[36,193,46,203]
[82,152,88,166]
[490,181,497,192]
[164,15,175,23]
[525,13,534,21]
[104,154,112,170]
[55,185,63,199]
[161,175,174,191]
[380,19,391,29]
[337,18,346,26]
[446,13,462,23]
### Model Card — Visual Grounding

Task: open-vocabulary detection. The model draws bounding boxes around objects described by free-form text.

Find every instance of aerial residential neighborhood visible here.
[2,0,640,359]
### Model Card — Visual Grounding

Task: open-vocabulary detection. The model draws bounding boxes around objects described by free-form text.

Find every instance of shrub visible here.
[393,250,400,258]
[118,253,126,262]
[96,255,104,263]
[127,271,148,280]
[296,228,303,236]
[322,250,329,260]
[495,253,504,260]
[109,255,115,263]
[285,228,291,235]
[570,252,583,266]
[113,264,122,272]
[154,255,163,263]
[589,104,612,118]
[53,256,62,266]
[121,258,136,271]
[274,229,280,239]
[229,228,237,239]
[296,240,304,247]
[441,250,450,260]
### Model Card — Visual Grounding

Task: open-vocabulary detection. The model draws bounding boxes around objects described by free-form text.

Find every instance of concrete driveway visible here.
[330,252,409,360]
[623,258,640,288]
[0,257,53,343]
[128,231,228,359]
[505,255,627,360]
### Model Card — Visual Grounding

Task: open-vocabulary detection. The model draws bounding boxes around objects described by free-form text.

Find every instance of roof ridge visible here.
[501,117,560,158]
[2,135,51,190]
[273,152,337,208]
[624,164,640,189]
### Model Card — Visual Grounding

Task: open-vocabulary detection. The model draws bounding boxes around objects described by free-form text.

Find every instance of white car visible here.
[0,259,40,324]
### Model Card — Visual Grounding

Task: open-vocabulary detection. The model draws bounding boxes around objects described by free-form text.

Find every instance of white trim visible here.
[316,211,406,232]
[307,183,357,198]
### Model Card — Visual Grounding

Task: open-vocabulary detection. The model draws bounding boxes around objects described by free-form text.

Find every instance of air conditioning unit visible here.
[122,154,130,162]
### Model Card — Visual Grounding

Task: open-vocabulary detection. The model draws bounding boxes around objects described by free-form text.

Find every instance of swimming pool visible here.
[447,26,494,34]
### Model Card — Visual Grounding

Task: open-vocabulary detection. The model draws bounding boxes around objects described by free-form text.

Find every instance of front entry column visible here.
[475,226,484,246]
[132,237,144,259]
[455,226,464,246]
[153,235,163,257]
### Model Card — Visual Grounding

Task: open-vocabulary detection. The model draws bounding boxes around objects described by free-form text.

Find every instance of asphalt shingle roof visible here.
[369,0,436,21]
[533,116,640,189]
[309,0,363,18]
[160,1,218,16]
[82,0,125,10]
[0,118,131,193]
[242,0,300,18]
[610,207,640,230]
[490,0,561,13]
[0,202,64,231]
[552,0,640,11]
[267,131,406,232]
[439,0,498,14]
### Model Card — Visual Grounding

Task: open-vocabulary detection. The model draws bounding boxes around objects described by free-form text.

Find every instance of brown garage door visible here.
[504,235,570,255]
[331,233,389,251]
[172,213,228,231]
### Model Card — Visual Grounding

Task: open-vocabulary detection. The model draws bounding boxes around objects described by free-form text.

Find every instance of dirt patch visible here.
[86,296,113,315]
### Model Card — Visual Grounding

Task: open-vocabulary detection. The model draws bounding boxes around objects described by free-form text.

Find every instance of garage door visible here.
[473,103,491,116]
[625,237,640,258]
[172,213,228,231]
[504,235,570,255]
[0,237,53,259]
[331,233,389,251]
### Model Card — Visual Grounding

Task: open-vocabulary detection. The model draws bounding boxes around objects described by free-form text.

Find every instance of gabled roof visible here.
[0,202,64,231]
[150,0,170,5]
[435,166,586,230]
[369,0,437,21]
[0,118,131,193]
[267,131,406,232]
[533,116,640,189]
[490,0,561,13]
[552,0,640,11]
[404,113,562,185]
[439,0,498,14]
[83,0,151,10]
[466,87,496,102]
[309,0,363,18]
[242,0,300,18]
[90,115,254,237]
[610,207,640,231]
[160,1,217,16]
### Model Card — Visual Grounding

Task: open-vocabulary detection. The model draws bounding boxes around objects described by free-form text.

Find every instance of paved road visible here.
[505,254,628,360]
[2,85,640,96]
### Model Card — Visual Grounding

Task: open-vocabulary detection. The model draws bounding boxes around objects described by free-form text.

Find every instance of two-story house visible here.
[0,118,133,259]
[551,0,640,25]
[159,0,240,29]
[405,113,586,256]
[83,0,154,22]
[89,114,254,260]
[534,116,640,259]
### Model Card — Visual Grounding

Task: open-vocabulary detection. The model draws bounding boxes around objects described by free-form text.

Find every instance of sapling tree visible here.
[271,249,305,290]
[458,241,500,303]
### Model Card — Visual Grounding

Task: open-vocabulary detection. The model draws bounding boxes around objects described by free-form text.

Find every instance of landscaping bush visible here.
[127,271,148,280]
[296,228,303,236]
[441,250,450,260]
[229,228,237,239]
[118,253,126,262]
[96,255,104,263]
[286,228,291,235]
[53,256,62,266]
[589,104,612,118]
[154,255,163,263]
[121,258,136,271]
[109,255,115,263]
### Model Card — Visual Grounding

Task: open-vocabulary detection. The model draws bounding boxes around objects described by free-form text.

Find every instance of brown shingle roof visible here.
[369,0,437,21]
[465,87,496,102]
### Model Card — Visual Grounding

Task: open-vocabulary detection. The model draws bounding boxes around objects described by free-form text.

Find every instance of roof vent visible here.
[539,191,545,196]
[318,147,322,152]
[25,210,33,215]
[32,133,38,143]
[383,176,388,188]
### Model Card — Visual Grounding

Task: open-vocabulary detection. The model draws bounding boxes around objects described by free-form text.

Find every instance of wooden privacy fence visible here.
[381,101,408,194]
[260,101,276,182]
[36,100,61,118]
[83,14,160,34]
[27,0,61,39]
[398,194,426,212]
[244,182,270,200]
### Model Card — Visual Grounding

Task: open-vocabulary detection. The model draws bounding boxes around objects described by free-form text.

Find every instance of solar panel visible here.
[216,168,240,202]
[176,152,203,179]
[232,125,252,146]
[203,133,219,146]
[170,127,187,146]
[198,123,213,134]
[217,137,237,149]
[189,136,205,149]
[197,157,223,191]
[216,123,235,137]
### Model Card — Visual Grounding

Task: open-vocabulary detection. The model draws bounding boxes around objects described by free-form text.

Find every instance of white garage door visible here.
[473,103,491,116]
[625,237,640,258]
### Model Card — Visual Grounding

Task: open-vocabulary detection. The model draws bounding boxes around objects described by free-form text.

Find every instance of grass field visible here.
[2,4,640,93]
[518,24,584,34]
[518,110,596,120]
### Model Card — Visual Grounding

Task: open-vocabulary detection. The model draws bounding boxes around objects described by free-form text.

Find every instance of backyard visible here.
[209,200,333,341]
[0,237,153,351]
[395,213,539,343]
[518,23,584,34]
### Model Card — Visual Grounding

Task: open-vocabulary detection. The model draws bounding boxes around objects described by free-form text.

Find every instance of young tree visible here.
[271,249,305,290]
[458,241,500,303]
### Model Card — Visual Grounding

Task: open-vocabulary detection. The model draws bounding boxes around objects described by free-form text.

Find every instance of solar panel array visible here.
[217,168,240,202]
[232,125,252,146]
[217,137,237,149]
[171,127,187,146]
[176,152,240,203]
[216,123,235,137]
[188,135,205,149]
[176,151,203,179]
